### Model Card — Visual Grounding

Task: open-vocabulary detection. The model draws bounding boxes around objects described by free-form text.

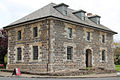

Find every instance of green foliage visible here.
[115,65,120,71]
[114,47,120,65]
[4,53,8,64]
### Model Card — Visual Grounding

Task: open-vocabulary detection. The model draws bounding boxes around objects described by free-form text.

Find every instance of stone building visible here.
[4,3,117,72]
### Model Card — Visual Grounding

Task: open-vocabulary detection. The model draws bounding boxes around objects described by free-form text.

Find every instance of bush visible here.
[4,53,8,64]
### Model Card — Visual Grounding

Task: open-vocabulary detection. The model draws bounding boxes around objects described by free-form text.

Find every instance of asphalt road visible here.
[0,77,120,80]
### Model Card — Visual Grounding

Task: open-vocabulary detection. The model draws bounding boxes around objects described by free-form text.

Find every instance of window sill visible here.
[86,40,91,42]
[101,61,106,63]
[16,60,23,63]
[68,38,73,40]
[66,59,73,62]
[32,60,39,62]
[33,36,39,38]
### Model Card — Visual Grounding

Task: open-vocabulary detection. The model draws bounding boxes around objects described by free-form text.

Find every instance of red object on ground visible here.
[15,68,21,76]
[0,64,4,67]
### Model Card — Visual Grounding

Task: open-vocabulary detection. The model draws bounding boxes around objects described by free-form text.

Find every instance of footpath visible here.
[0,71,119,78]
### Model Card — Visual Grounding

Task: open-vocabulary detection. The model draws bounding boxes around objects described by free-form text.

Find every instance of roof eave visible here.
[4,15,117,34]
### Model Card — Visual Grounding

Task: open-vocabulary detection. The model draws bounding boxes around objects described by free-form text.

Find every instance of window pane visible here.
[17,48,22,61]
[33,46,38,60]
[18,30,21,40]
[33,27,38,37]
[81,12,85,20]
[87,32,90,40]
[68,28,72,38]
[102,50,105,61]
[67,46,73,60]
[102,35,105,43]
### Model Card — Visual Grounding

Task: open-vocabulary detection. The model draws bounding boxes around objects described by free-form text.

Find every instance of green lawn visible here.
[115,65,120,71]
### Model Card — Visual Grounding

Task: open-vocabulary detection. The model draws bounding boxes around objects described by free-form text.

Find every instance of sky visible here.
[0,0,120,42]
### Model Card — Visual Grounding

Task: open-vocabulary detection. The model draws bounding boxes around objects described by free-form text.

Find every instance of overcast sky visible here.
[0,0,120,41]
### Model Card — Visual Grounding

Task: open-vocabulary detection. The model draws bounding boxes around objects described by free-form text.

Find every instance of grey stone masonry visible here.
[7,18,115,73]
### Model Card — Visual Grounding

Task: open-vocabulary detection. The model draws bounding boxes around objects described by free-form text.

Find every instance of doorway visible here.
[86,49,92,67]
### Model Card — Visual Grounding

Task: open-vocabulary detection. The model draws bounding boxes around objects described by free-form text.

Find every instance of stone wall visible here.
[49,19,115,72]
[7,18,115,72]
[7,20,50,72]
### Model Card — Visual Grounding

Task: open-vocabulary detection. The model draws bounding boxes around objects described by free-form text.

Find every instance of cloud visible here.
[0,2,12,27]
[0,0,120,41]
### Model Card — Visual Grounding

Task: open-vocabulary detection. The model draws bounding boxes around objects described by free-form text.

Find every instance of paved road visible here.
[0,77,120,80]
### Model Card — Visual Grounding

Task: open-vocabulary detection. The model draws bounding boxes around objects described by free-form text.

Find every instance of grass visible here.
[115,65,120,71]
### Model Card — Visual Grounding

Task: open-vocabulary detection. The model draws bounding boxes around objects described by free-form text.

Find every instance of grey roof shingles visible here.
[5,3,117,34]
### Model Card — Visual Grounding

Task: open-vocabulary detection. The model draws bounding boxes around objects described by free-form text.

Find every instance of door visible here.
[86,49,92,67]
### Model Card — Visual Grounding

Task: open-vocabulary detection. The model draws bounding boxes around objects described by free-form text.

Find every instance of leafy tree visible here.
[114,42,120,65]
[0,29,8,64]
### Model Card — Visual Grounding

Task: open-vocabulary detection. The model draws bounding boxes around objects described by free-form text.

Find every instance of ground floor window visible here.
[17,48,22,61]
[33,46,38,60]
[67,46,73,60]
[102,50,105,61]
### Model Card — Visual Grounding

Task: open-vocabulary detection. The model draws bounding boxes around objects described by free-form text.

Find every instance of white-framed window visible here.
[81,12,85,20]
[68,28,72,39]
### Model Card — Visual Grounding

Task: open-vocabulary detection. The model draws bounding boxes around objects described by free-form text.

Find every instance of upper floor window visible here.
[17,30,21,40]
[68,28,72,38]
[96,17,100,24]
[86,32,90,41]
[33,27,38,37]
[81,12,85,20]
[33,46,38,60]
[102,35,105,43]
[102,50,105,61]
[67,46,73,60]
[17,47,22,61]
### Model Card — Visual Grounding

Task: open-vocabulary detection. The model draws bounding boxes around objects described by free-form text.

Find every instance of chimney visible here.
[87,13,93,17]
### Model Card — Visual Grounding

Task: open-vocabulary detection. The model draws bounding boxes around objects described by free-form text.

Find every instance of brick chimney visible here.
[87,13,93,17]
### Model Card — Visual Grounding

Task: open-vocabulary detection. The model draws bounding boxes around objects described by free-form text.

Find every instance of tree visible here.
[0,28,8,64]
[114,42,120,65]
